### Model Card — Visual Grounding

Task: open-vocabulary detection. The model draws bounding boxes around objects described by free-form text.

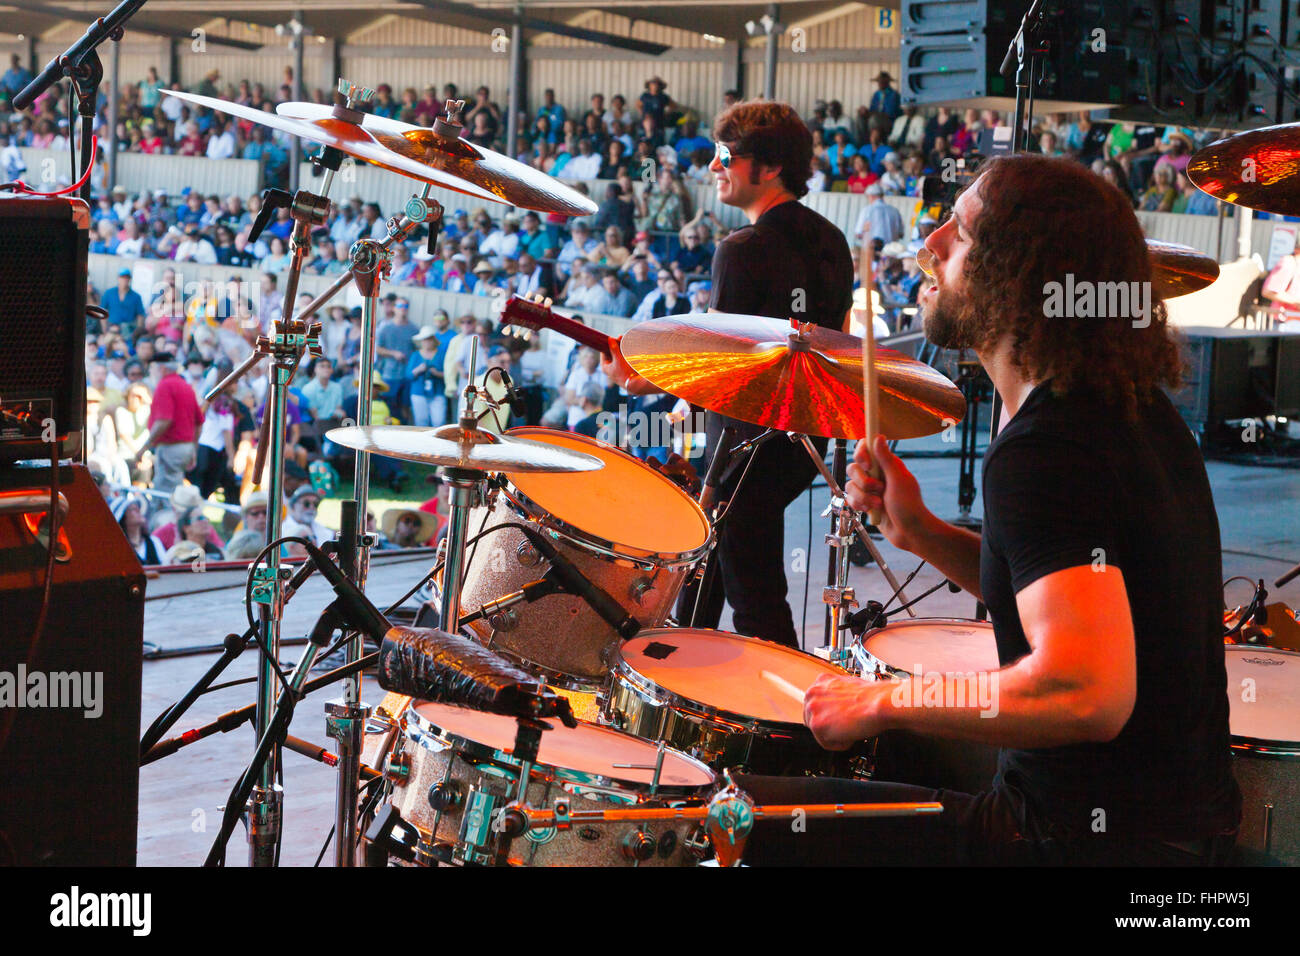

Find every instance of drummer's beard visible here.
[922,281,988,351]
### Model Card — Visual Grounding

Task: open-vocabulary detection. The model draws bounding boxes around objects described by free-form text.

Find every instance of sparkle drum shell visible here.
[457,428,712,690]
[856,618,1003,794]
[605,628,856,775]
[385,701,717,866]
[1225,644,1300,864]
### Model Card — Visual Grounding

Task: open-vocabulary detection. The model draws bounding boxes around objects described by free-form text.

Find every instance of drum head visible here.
[1225,645,1300,748]
[506,427,710,556]
[620,629,843,725]
[409,701,715,788]
[861,619,1000,674]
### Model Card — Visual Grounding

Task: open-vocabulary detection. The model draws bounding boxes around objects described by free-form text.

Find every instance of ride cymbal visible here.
[621,314,966,440]
[1147,239,1219,299]
[1187,123,1300,217]
[325,424,605,474]
[277,103,597,217]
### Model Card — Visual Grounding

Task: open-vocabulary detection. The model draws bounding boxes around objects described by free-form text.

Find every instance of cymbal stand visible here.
[793,434,914,666]
[438,337,486,635]
[324,234,392,867]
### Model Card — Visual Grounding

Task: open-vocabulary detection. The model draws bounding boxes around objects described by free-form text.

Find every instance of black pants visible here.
[189,444,240,503]
[734,773,1233,866]
[678,432,822,649]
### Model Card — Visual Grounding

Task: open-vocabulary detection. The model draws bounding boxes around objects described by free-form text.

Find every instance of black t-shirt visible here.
[707,198,854,447]
[980,381,1239,841]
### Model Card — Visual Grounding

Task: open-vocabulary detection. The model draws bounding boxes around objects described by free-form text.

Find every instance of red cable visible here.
[6,135,98,196]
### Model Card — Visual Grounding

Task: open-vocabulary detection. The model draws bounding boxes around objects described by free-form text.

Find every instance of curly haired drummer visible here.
[737,154,1242,866]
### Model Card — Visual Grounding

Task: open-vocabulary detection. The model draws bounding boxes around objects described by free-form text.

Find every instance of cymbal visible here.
[1187,123,1300,217]
[621,314,966,440]
[1147,239,1219,299]
[277,103,597,217]
[163,90,504,206]
[324,424,605,474]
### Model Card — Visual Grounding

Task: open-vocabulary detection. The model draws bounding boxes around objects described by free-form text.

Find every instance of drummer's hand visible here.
[601,336,658,396]
[804,673,883,751]
[845,435,929,553]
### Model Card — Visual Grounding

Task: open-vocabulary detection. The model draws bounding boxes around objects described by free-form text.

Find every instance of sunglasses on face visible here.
[714,142,747,169]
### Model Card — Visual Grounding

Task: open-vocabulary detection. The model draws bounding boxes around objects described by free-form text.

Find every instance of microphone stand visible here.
[13,0,148,204]
[988,0,1052,439]
[823,439,848,647]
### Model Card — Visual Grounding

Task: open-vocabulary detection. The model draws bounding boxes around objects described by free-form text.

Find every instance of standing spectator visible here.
[594,183,636,237]
[1,54,33,100]
[853,183,904,249]
[191,389,240,502]
[538,88,566,131]
[301,356,344,421]
[869,70,901,124]
[375,297,416,419]
[640,77,675,131]
[102,268,147,339]
[406,326,448,427]
[135,352,204,495]
[463,86,501,143]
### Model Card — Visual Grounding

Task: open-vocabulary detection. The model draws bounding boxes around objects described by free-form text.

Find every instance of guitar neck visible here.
[543,311,613,358]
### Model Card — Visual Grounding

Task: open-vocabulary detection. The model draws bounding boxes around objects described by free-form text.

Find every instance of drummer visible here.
[735,154,1241,866]
[603,99,853,649]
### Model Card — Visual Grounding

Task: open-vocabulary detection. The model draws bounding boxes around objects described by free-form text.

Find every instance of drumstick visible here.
[761,669,806,704]
[861,310,883,527]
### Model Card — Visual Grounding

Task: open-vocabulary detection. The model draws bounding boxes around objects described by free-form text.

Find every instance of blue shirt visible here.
[870,87,901,120]
[101,287,147,333]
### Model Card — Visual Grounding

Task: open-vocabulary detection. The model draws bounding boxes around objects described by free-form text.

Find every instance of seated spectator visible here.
[113,494,166,565]
[282,484,333,553]
[1138,165,1178,212]
[594,182,636,238]
[381,507,440,548]
[556,221,598,279]
[570,381,609,439]
[174,505,225,560]
[826,129,857,177]
[651,275,690,318]
[592,226,632,269]
[587,269,638,317]
[565,137,604,179]
[846,153,879,194]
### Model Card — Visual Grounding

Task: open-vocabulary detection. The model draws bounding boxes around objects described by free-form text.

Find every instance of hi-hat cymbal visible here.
[277,103,597,217]
[1187,123,1300,217]
[621,315,966,440]
[1147,239,1219,299]
[326,424,605,473]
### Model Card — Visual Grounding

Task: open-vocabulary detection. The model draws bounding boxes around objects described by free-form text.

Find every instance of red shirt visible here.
[148,372,204,444]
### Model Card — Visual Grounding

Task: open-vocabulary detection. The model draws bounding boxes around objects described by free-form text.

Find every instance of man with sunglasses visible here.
[604,99,853,650]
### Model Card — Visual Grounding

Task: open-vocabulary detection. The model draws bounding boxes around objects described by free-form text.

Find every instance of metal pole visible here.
[507,11,524,159]
[290,11,304,192]
[763,4,779,100]
[107,37,119,193]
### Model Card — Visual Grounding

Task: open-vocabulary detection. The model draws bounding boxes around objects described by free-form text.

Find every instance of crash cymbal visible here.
[1187,123,1300,217]
[325,424,605,473]
[621,315,966,440]
[277,103,597,216]
[163,90,506,206]
[1147,239,1219,299]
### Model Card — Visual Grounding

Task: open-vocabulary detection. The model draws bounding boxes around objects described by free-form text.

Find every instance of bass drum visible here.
[856,618,1003,795]
[384,701,717,866]
[456,427,712,691]
[1225,644,1300,864]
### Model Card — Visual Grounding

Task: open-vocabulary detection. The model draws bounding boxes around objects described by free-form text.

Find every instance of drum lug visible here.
[683,824,711,860]
[553,797,571,831]
[384,751,412,783]
[848,754,876,780]
[488,608,520,632]
[621,828,657,862]
[516,540,541,568]
[630,576,654,604]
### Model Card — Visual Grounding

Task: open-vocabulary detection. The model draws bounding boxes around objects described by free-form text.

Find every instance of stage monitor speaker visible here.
[1170,327,1282,427]
[0,197,89,465]
[0,464,145,865]
[1276,334,1300,419]
[899,0,1129,112]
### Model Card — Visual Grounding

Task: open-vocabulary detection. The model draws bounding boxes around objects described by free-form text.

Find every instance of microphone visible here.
[302,541,394,644]
[699,426,737,513]
[497,368,528,418]
[518,527,641,639]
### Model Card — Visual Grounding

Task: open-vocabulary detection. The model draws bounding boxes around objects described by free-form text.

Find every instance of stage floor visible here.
[137,449,1300,865]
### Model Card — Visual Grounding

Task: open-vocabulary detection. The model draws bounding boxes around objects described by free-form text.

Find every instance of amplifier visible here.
[1169,327,1299,427]
[0,464,144,865]
[0,197,89,465]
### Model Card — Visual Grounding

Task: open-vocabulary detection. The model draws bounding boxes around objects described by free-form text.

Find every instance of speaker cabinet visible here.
[0,464,144,865]
[0,197,89,465]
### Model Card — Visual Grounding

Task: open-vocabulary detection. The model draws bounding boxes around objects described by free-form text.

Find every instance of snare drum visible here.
[1225,644,1300,864]
[383,701,716,866]
[856,618,1002,794]
[605,628,855,775]
[456,428,712,690]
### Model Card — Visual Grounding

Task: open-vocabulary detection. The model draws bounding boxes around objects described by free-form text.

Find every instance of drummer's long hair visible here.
[961,153,1183,417]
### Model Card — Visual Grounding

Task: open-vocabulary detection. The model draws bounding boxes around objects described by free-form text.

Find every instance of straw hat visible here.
[380,506,440,544]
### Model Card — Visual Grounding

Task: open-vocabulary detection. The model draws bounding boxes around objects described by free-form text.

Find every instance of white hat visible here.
[412,325,438,342]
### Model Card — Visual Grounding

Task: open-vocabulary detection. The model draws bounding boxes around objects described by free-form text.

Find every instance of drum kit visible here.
[141,84,1300,867]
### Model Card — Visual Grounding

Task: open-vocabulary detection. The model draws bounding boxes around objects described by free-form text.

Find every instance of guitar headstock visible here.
[499,293,553,333]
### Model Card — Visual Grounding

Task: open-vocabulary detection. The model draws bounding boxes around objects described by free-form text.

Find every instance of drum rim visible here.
[404,701,717,795]
[611,628,844,732]
[856,617,998,678]
[504,426,714,564]
[1224,644,1300,757]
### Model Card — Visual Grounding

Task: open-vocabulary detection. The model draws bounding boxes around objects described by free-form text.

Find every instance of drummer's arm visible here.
[808,565,1137,749]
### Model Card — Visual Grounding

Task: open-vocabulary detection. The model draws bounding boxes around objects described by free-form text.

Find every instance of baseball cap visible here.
[290,484,321,505]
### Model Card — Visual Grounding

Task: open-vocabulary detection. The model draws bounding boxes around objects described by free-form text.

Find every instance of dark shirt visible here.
[707,198,854,446]
[980,381,1239,841]
[594,197,635,239]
